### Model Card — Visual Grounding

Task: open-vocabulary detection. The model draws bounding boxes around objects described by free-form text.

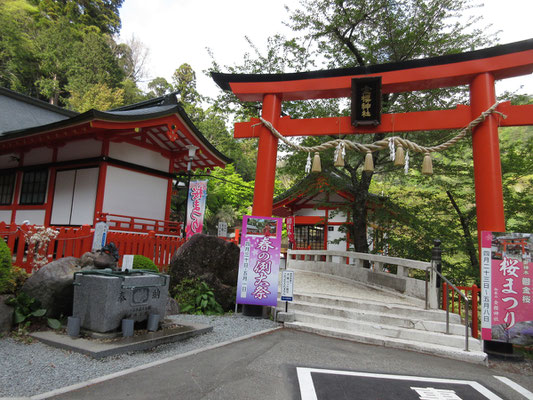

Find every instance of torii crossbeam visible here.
[212,39,533,253]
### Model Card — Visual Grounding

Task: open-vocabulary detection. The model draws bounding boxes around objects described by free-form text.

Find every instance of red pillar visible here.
[470,73,506,254]
[252,94,282,217]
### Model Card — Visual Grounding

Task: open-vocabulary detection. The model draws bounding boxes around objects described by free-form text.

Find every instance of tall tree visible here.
[211,0,494,255]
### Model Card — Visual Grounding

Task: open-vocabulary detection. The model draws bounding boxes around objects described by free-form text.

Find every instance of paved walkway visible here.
[41,329,532,400]
[288,268,424,307]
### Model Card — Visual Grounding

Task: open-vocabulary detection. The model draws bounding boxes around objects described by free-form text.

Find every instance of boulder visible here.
[21,257,81,318]
[166,297,180,315]
[169,234,240,311]
[0,294,14,333]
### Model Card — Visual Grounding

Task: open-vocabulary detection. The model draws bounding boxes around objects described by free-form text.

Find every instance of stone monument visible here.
[72,270,169,333]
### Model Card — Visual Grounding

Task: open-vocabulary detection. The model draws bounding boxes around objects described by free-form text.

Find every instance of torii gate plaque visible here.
[212,39,533,259]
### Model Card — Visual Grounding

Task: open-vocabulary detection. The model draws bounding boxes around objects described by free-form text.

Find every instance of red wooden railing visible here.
[96,212,182,236]
[1,222,240,273]
[108,231,185,273]
[442,282,480,338]
[0,223,93,273]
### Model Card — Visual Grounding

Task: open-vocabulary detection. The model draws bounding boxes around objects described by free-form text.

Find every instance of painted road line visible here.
[297,368,504,400]
[494,376,533,399]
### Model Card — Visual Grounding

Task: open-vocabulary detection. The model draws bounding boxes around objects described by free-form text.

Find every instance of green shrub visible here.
[0,239,13,294]
[5,291,61,330]
[1,266,28,295]
[132,255,159,272]
[173,278,224,315]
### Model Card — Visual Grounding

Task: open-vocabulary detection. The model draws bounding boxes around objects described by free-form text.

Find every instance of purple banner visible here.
[481,231,533,345]
[186,180,207,240]
[236,215,282,306]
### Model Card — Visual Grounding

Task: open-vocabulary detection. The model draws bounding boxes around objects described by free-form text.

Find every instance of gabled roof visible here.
[273,168,382,217]
[212,39,533,101]
[0,87,77,134]
[0,93,231,171]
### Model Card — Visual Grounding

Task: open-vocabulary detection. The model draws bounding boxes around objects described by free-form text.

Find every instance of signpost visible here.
[218,221,228,237]
[91,221,108,251]
[122,254,134,272]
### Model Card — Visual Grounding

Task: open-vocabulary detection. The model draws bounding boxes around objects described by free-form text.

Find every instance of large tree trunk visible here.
[446,190,479,274]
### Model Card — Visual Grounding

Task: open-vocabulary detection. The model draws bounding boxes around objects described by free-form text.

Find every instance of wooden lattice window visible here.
[0,173,15,205]
[294,224,324,250]
[19,169,48,205]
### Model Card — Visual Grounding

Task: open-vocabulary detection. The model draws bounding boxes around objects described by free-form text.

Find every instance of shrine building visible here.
[0,88,229,234]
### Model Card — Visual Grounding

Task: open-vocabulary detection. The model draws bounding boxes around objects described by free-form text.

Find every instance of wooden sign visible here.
[351,77,382,126]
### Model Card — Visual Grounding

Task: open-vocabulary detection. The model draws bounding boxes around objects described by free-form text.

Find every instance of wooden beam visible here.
[234,103,533,138]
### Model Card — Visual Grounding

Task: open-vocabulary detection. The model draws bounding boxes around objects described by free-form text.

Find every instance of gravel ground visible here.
[0,314,281,398]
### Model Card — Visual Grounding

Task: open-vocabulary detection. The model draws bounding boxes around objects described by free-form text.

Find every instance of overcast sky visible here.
[119,0,533,99]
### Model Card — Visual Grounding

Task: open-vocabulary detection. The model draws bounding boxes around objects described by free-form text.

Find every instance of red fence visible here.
[1,223,240,273]
[96,212,182,236]
[107,231,185,272]
[0,223,93,273]
[442,282,480,338]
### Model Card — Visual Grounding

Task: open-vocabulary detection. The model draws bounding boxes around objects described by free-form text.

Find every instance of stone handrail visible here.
[287,249,438,309]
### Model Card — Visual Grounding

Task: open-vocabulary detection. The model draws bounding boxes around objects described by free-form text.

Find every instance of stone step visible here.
[284,300,467,336]
[285,321,487,365]
[280,293,462,324]
[289,310,482,351]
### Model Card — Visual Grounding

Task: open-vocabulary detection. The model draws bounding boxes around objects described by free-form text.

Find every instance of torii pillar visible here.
[470,73,506,244]
[252,94,281,217]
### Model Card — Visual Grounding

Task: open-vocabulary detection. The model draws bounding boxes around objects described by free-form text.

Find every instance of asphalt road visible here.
[43,329,533,400]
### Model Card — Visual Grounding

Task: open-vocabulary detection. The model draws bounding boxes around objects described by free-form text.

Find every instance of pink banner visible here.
[286,216,295,247]
[185,181,207,240]
[236,215,282,306]
[481,231,533,345]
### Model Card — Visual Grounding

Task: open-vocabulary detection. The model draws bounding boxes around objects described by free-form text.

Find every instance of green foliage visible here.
[132,255,159,272]
[173,278,223,315]
[0,239,13,294]
[0,266,28,295]
[5,291,61,329]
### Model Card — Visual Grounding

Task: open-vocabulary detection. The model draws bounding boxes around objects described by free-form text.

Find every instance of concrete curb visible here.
[28,326,283,400]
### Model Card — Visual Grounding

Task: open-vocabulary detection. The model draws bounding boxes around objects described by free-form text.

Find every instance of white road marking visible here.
[494,376,533,399]
[296,368,504,400]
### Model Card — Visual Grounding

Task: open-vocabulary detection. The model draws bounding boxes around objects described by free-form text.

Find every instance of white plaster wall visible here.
[0,155,21,169]
[57,138,101,162]
[23,147,53,166]
[109,142,169,172]
[15,210,45,225]
[328,209,347,223]
[102,166,167,221]
[327,225,347,262]
[0,210,12,224]
[296,208,324,217]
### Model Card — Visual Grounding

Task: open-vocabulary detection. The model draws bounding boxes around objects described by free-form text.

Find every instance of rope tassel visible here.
[311,152,322,173]
[422,153,433,175]
[363,151,374,172]
[394,145,405,166]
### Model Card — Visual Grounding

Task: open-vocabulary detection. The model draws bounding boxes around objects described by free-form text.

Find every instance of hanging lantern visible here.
[394,145,405,166]
[311,152,322,173]
[363,151,374,172]
[422,153,433,175]
[334,143,345,167]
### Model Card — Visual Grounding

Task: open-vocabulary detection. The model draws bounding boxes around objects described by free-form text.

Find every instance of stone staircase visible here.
[277,270,487,364]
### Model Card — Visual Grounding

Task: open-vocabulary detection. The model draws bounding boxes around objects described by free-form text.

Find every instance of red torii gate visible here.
[212,39,533,254]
